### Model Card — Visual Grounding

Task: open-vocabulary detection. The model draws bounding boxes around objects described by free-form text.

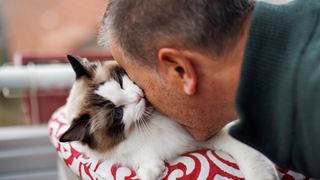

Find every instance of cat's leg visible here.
[131,150,166,180]
[136,159,166,180]
[204,121,279,180]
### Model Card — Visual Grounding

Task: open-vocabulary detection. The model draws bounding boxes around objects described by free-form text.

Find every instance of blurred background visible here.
[0,0,292,128]
[0,0,111,179]
[0,0,111,127]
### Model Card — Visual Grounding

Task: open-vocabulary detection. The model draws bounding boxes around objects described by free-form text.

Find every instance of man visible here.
[99,0,320,178]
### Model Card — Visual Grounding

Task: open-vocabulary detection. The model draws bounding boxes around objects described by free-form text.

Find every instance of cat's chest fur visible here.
[110,111,199,166]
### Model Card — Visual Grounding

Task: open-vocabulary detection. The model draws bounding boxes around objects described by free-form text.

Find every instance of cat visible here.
[60,55,279,180]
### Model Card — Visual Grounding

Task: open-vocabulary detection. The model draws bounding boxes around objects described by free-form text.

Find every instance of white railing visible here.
[0,64,74,91]
[0,64,74,124]
[0,64,75,180]
[0,125,58,180]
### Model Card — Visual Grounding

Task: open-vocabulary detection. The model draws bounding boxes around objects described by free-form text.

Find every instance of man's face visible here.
[109,38,241,140]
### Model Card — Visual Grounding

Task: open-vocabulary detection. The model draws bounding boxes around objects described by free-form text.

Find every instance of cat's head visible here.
[60,55,151,152]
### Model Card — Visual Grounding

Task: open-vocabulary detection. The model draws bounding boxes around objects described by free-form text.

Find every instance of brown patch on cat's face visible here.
[85,90,126,151]
[61,55,128,152]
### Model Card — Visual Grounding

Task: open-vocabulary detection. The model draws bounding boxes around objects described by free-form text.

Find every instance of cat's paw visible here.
[137,161,166,180]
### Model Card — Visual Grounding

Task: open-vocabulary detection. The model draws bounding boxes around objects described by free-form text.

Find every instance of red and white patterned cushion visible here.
[48,106,309,180]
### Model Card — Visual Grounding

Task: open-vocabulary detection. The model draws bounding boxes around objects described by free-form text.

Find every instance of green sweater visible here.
[230,0,320,178]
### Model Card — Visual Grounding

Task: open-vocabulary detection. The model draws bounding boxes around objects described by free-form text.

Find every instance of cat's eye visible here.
[114,107,124,124]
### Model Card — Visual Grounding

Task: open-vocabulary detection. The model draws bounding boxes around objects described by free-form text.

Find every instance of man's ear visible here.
[157,48,197,95]
[59,114,90,142]
[67,55,91,79]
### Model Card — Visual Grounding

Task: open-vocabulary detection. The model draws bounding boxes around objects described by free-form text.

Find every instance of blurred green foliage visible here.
[0,46,8,66]
[0,3,20,126]
[0,94,26,126]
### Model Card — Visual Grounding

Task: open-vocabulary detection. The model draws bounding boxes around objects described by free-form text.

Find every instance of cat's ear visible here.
[67,55,91,79]
[59,114,91,142]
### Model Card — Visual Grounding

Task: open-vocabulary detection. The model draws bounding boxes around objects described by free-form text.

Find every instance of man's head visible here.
[99,0,254,140]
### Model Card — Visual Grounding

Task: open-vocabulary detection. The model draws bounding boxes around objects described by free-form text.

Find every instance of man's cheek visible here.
[146,89,161,108]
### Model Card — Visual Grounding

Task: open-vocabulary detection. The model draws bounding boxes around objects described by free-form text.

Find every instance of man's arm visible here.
[230,0,320,178]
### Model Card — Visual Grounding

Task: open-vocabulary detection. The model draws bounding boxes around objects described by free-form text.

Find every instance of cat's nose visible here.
[137,95,143,102]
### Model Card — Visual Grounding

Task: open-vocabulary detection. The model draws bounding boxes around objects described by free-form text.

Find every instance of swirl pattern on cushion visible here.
[48,106,309,180]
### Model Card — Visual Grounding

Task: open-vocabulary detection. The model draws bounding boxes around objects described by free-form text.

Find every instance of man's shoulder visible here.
[232,0,320,177]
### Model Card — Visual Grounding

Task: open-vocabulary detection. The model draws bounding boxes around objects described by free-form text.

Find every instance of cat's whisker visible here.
[135,112,148,136]
[144,120,152,136]
[134,120,140,133]
[136,118,145,134]
[135,111,147,135]
[139,119,149,136]
[137,121,144,134]
[140,114,152,136]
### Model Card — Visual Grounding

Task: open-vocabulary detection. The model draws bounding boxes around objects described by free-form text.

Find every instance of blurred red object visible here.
[13,52,113,66]
[14,52,113,124]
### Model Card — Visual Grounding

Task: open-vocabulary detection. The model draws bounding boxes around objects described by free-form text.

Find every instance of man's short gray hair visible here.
[99,0,255,66]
